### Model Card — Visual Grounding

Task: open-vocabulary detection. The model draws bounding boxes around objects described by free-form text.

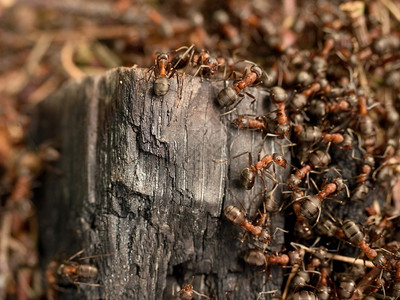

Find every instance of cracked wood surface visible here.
[34,67,289,299]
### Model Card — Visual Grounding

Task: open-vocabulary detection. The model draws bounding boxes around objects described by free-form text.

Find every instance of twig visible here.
[25,34,52,76]
[292,243,375,268]
[379,0,400,22]
[60,42,85,79]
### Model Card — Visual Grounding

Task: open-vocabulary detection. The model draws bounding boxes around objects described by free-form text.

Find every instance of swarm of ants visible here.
[2,0,400,298]
[144,1,400,299]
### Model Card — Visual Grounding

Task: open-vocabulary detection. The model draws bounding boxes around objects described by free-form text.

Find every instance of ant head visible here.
[272,153,287,168]
[333,177,347,192]
[250,65,263,77]
[206,57,218,66]
[157,53,169,61]
[363,154,375,167]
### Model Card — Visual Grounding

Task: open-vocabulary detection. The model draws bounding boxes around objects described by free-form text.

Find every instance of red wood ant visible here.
[269,86,290,139]
[294,124,345,145]
[224,205,262,236]
[217,64,264,107]
[178,282,210,299]
[342,220,380,261]
[151,45,199,96]
[357,94,377,153]
[57,249,100,283]
[232,115,268,132]
[169,45,219,80]
[46,249,108,297]
[287,150,331,191]
[240,152,286,190]
[291,80,331,110]
[243,248,289,267]
[153,53,172,96]
[351,153,374,202]
[299,177,346,224]
[178,284,194,300]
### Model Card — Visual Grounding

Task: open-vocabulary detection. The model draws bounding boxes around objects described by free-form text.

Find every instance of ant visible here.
[287,150,331,191]
[298,177,346,225]
[46,249,109,296]
[191,50,219,78]
[217,64,264,107]
[245,183,281,244]
[243,248,289,267]
[342,220,382,262]
[351,153,374,202]
[357,94,377,153]
[232,115,268,133]
[224,205,262,237]
[153,53,172,96]
[269,86,291,139]
[346,267,382,300]
[178,284,194,300]
[178,282,210,300]
[151,45,197,96]
[291,80,331,110]
[240,152,286,190]
[170,45,220,79]
[294,124,345,145]
[57,249,100,283]
[308,98,351,118]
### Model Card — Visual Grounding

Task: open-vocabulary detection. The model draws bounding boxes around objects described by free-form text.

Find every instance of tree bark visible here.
[33,67,290,299]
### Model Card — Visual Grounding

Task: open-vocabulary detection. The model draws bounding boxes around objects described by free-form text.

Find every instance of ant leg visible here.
[77,252,114,261]
[263,170,278,186]
[192,289,210,300]
[220,97,246,116]
[251,81,263,88]
[244,91,257,104]
[212,151,251,164]
[168,68,177,79]
[67,249,86,262]
[256,290,279,300]
[171,45,195,69]
[258,172,268,193]
[146,65,156,82]
[248,151,253,168]
[72,281,106,289]
[191,65,211,81]
[309,177,319,191]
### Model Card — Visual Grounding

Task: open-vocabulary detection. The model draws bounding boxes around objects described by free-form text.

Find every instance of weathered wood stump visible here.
[33,66,384,300]
[33,67,290,299]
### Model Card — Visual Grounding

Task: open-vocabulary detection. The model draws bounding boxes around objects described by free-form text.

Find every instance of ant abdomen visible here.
[154,77,170,96]
[224,205,246,225]
[240,167,256,190]
[338,278,356,299]
[342,220,364,244]
[77,264,99,278]
[243,249,265,266]
[217,86,238,107]
[299,195,321,223]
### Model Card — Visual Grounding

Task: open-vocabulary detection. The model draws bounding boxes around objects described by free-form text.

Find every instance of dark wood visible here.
[34,67,290,299]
